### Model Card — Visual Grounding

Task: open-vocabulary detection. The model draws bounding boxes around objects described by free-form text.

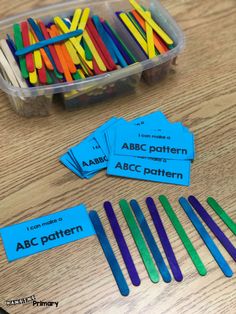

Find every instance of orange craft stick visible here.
[51,25,77,74]
[47,27,73,82]
[30,28,54,70]
[131,10,168,54]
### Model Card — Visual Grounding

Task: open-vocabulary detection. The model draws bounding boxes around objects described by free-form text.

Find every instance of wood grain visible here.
[0,0,236,313]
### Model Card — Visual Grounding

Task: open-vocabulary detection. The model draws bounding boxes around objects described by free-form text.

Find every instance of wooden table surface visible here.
[0,0,235,313]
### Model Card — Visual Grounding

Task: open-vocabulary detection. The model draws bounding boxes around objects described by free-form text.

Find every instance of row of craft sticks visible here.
[89,196,235,296]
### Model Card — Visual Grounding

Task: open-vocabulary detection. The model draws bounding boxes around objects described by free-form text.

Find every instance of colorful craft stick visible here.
[81,38,93,61]
[119,199,159,283]
[21,21,35,73]
[54,16,93,70]
[70,8,90,43]
[50,25,77,74]
[89,210,130,297]
[30,28,54,71]
[16,27,82,58]
[87,18,116,71]
[37,20,64,73]
[92,16,117,64]
[102,22,128,67]
[146,197,183,282]
[129,0,174,45]
[104,201,141,286]
[47,26,73,82]
[179,197,233,277]
[118,12,148,55]
[130,199,172,283]
[207,197,236,235]
[13,24,28,78]
[131,10,168,53]
[103,20,136,64]
[83,28,106,72]
[188,196,236,262]
[145,11,156,58]
[159,195,207,276]
[71,8,82,32]
[29,31,42,70]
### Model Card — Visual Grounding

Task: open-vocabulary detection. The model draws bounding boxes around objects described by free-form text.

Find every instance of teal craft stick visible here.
[15,29,83,56]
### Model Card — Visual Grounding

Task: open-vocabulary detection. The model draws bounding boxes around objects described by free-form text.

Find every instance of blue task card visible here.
[114,126,194,160]
[0,204,95,262]
[107,155,191,186]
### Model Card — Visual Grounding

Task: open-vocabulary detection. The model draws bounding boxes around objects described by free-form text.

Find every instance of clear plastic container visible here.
[0,0,184,116]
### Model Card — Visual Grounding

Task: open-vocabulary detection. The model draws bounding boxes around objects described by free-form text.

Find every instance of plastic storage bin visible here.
[0,0,184,116]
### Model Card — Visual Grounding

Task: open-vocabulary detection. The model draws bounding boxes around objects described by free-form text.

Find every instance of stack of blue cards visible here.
[60,111,195,186]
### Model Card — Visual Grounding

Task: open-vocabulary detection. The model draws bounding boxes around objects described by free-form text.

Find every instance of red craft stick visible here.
[21,21,35,72]
[86,18,117,71]
[37,20,64,74]
[38,60,47,84]
[92,58,105,75]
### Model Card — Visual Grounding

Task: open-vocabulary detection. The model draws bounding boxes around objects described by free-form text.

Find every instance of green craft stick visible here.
[82,38,93,61]
[119,199,159,283]
[105,21,137,63]
[72,71,80,81]
[207,197,236,236]
[46,71,53,84]
[159,195,207,276]
[13,24,28,79]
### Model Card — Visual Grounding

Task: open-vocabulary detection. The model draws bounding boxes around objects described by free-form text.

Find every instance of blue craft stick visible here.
[92,16,118,64]
[130,200,172,283]
[89,210,130,297]
[179,197,233,278]
[104,201,141,286]
[146,197,183,282]
[27,18,63,79]
[15,29,82,56]
[102,22,130,67]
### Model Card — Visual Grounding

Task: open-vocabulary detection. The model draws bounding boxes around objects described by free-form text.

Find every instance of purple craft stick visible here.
[188,196,236,262]
[146,197,183,282]
[104,201,141,286]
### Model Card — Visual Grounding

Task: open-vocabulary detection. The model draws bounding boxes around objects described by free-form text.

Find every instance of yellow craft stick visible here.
[146,11,155,58]
[29,69,38,85]
[129,0,174,45]
[29,31,42,69]
[58,28,80,65]
[71,8,82,31]
[54,16,93,70]
[83,29,107,72]
[78,69,85,78]
[119,12,148,54]
[71,8,90,43]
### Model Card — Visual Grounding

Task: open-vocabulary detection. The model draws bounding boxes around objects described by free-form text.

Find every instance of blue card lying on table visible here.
[0,204,95,262]
[59,111,195,186]
[107,155,191,186]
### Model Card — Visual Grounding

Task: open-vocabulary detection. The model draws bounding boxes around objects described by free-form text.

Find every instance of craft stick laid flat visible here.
[159,195,207,276]
[146,197,183,282]
[207,197,236,235]
[104,201,141,286]
[89,210,130,297]
[188,196,236,262]
[119,199,159,283]
[130,199,172,283]
[179,197,233,277]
